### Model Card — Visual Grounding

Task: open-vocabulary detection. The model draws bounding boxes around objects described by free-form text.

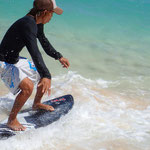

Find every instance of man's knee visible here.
[19,78,34,97]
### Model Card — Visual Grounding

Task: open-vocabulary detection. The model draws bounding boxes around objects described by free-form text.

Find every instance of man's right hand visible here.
[38,78,51,96]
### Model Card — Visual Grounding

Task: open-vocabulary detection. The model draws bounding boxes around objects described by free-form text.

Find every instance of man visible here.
[0,0,70,131]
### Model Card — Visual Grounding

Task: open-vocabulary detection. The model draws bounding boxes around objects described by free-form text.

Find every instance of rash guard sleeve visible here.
[37,24,63,60]
[21,22,51,79]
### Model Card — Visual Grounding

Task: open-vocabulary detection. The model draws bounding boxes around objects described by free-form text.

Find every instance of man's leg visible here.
[32,80,54,111]
[7,77,34,131]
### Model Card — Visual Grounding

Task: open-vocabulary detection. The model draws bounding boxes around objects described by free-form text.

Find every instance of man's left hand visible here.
[59,57,70,68]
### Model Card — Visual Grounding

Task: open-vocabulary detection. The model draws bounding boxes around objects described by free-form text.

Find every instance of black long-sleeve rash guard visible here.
[0,15,63,79]
[37,24,62,59]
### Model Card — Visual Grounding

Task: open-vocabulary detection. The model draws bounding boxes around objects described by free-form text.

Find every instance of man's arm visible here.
[21,22,51,79]
[37,24,63,60]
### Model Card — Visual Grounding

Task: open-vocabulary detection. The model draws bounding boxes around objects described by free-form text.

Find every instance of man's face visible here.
[42,10,53,24]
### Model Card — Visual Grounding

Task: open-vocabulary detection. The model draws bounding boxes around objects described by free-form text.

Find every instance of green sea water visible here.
[0,0,150,97]
[0,1,150,149]
[0,0,150,96]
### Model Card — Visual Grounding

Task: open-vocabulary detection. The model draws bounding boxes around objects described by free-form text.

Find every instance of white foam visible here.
[0,71,150,150]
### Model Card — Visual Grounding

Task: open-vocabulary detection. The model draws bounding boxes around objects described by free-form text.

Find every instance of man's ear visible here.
[43,10,48,15]
[40,10,47,16]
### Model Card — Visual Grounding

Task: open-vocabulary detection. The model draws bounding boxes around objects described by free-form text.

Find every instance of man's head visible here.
[33,0,63,15]
[28,0,63,24]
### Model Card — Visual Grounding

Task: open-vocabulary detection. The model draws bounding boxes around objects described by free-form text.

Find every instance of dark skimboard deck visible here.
[0,95,74,140]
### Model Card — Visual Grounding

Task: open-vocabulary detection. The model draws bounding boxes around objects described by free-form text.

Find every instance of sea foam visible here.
[0,72,150,150]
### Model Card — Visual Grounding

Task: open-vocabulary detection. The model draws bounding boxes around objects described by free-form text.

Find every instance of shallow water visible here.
[0,0,150,149]
[0,72,150,150]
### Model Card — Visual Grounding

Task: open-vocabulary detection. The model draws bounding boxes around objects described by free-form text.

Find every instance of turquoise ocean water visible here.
[0,0,150,150]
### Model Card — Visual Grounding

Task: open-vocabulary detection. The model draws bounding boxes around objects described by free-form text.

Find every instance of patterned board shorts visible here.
[0,57,40,95]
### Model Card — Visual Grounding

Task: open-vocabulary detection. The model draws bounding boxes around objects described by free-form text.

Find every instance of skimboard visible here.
[0,94,74,140]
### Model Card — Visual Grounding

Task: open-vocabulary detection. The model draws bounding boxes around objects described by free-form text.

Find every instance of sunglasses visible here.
[37,9,54,13]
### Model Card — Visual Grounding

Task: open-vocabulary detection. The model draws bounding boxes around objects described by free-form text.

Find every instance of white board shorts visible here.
[0,57,40,95]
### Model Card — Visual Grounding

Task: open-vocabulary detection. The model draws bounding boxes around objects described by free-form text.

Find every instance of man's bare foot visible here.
[32,103,54,111]
[7,118,26,131]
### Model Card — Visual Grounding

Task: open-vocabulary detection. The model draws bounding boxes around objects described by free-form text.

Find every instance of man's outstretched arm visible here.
[37,24,63,60]
[37,23,70,68]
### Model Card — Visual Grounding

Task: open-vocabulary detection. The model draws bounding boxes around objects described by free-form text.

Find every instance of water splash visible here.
[0,72,149,150]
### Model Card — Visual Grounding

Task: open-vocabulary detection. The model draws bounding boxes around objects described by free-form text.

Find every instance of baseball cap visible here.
[34,0,63,15]
[51,0,63,15]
